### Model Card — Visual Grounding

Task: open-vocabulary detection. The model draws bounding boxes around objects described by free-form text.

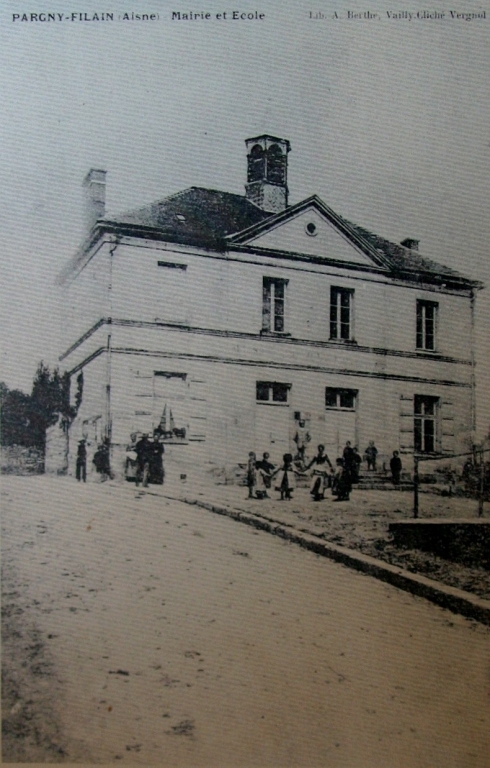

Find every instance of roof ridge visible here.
[116,186,196,219]
[115,186,257,221]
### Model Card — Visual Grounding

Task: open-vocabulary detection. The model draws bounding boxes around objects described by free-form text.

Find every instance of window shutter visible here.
[399,395,414,451]
[132,371,154,423]
[440,399,454,453]
[189,378,207,442]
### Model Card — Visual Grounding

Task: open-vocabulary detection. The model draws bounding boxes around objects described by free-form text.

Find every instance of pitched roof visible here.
[350,223,464,280]
[61,186,479,290]
[227,195,477,287]
[111,187,270,249]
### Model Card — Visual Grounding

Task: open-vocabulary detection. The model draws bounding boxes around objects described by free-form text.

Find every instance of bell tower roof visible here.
[245,135,290,214]
[245,134,291,151]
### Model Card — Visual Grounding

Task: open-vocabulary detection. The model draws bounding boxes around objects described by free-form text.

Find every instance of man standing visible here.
[76,439,87,482]
[343,441,356,474]
[246,452,257,499]
[150,433,165,485]
[135,434,151,488]
[93,438,112,481]
[352,447,362,484]
[390,451,402,486]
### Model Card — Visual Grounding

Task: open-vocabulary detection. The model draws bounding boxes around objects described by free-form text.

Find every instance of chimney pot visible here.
[83,168,107,236]
[401,237,419,251]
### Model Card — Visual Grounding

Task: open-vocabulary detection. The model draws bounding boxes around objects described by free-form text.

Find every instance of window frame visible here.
[416,299,438,352]
[256,381,291,405]
[325,387,358,411]
[262,277,288,334]
[414,395,440,454]
[330,286,354,341]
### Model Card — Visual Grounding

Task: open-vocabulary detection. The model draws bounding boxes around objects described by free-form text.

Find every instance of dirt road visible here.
[2,476,490,766]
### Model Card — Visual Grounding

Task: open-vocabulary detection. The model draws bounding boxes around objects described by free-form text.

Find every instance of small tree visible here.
[0,383,33,446]
[1,365,82,450]
[29,362,78,448]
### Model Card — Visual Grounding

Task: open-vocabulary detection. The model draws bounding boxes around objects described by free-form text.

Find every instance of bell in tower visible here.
[245,135,290,213]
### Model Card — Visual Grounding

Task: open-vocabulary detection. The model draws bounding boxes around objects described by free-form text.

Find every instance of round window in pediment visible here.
[305,221,317,236]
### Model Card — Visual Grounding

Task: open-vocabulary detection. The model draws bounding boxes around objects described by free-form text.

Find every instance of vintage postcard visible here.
[1,0,489,765]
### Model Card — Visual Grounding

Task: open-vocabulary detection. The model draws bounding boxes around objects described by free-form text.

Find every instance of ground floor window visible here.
[414,395,439,453]
[256,381,290,403]
[153,371,188,441]
[325,388,357,410]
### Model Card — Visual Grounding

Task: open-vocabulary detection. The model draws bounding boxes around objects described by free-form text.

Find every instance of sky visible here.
[1,0,489,431]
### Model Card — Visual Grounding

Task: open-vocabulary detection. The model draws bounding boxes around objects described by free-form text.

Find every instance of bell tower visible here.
[245,135,290,213]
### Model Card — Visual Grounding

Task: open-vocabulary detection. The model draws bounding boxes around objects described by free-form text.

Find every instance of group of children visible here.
[246,444,353,502]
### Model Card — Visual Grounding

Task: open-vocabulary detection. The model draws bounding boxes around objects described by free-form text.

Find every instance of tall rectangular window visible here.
[263,277,286,333]
[416,300,438,351]
[330,287,353,340]
[414,395,439,453]
[155,260,188,324]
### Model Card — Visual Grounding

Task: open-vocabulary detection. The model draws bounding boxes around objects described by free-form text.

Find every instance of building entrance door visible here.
[255,405,290,461]
[324,410,357,461]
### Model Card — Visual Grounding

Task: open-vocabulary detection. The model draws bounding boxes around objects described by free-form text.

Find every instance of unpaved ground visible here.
[2,475,490,766]
[173,481,490,599]
[2,558,90,762]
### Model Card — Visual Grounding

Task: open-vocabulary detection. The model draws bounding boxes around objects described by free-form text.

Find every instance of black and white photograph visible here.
[1,1,490,764]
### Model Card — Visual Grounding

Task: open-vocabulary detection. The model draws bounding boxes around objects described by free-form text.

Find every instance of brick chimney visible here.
[245,135,290,214]
[83,168,107,235]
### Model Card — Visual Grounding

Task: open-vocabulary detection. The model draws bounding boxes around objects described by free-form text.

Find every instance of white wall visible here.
[107,240,473,360]
[62,235,475,476]
[106,347,472,475]
[61,242,111,353]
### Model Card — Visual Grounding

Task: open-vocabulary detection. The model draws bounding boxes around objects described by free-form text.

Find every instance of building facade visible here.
[57,136,481,479]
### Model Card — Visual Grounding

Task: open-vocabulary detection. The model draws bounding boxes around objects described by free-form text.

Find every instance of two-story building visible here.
[56,135,482,479]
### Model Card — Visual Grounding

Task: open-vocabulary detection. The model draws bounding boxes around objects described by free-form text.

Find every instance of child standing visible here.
[273,453,297,500]
[332,458,351,501]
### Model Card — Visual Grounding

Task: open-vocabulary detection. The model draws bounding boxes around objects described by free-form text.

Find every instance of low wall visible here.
[0,446,44,475]
[389,519,490,570]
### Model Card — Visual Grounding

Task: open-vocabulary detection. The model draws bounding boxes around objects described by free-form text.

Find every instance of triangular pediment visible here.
[228,197,389,269]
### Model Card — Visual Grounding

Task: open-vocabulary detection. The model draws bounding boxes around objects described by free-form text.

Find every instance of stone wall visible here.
[45,421,68,475]
[0,446,44,475]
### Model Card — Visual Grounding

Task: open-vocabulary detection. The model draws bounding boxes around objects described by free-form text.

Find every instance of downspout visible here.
[106,234,120,442]
[470,289,476,444]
